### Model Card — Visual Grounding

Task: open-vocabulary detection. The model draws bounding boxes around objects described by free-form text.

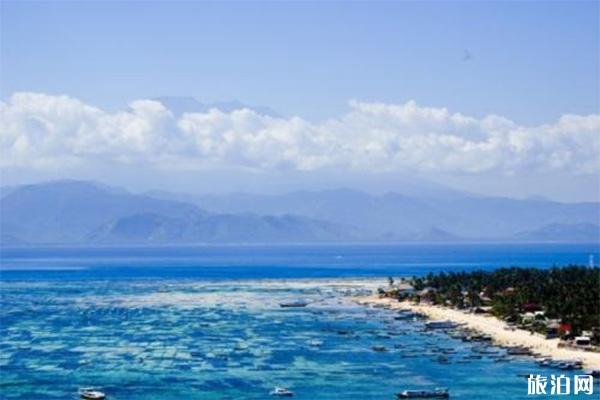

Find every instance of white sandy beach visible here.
[356,294,600,370]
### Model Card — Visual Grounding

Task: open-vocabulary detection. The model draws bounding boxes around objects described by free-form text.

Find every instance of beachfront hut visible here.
[398,286,415,295]
[414,287,437,304]
[502,287,515,295]
[522,302,542,312]
[574,336,591,346]
[477,290,493,305]
[589,328,600,345]
[521,312,536,324]
[559,323,572,336]
[545,321,560,339]
[504,315,518,323]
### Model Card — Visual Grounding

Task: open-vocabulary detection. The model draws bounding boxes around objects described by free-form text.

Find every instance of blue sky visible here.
[0,1,599,201]
[2,1,598,123]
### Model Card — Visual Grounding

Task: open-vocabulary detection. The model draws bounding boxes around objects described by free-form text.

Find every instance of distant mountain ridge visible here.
[515,223,600,242]
[1,180,598,245]
[0,181,354,245]
[147,188,600,241]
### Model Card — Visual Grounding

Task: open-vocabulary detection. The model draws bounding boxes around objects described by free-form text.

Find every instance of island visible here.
[357,266,600,370]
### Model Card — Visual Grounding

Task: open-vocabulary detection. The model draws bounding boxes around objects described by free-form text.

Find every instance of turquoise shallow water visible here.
[1,244,599,399]
[1,278,598,399]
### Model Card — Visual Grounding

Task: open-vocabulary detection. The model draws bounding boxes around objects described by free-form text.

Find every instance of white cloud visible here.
[1,92,599,175]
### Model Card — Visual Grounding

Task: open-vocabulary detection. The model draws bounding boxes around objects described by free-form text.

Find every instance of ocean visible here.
[1,243,599,399]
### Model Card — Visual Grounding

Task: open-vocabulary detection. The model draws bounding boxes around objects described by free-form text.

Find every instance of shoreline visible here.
[355,294,600,370]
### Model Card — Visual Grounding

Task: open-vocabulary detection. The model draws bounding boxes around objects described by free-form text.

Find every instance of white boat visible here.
[270,387,294,397]
[536,357,553,367]
[556,359,583,370]
[397,388,449,398]
[79,388,106,400]
[233,342,249,351]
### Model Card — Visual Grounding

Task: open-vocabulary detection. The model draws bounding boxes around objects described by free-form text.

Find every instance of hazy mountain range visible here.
[0,180,598,245]
[146,188,599,241]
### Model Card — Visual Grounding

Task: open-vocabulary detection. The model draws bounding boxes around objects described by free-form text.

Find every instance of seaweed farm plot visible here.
[0,279,596,399]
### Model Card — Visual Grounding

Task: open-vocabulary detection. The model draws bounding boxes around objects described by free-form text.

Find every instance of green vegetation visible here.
[400,266,600,340]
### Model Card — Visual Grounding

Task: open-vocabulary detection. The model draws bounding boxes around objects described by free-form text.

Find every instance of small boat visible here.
[536,357,553,367]
[396,388,449,398]
[562,359,583,367]
[79,388,106,400]
[585,369,600,378]
[425,321,457,330]
[506,346,531,355]
[233,342,249,351]
[394,311,420,320]
[270,387,294,397]
[435,355,449,364]
[468,334,492,342]
[471,346,498,354]
[279,301,308,308]
[440,348,456,354]
[372,345,388,352]
[307,339,323,347]
[558,361,582,370]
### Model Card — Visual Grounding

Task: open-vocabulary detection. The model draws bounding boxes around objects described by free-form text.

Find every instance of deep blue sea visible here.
[1,243,599,399]
[1,243,599,280]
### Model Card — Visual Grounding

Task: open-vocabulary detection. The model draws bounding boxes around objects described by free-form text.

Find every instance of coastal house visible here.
[520,311,546,330]
[559,323,572,336]
[397,286,416,296]
[502,287,515,295]
[545,320,561,339]
[418,287,436,295]
[521,312,537,324]
[504,315,518,323]
[478,291,493,305]
[591,327,600,344]
[522,302,542,312]
[417,287,437,303]
[574,336,591,347]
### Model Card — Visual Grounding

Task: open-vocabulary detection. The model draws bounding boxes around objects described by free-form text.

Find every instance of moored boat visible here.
[585,369,600,378]
[396,388,449,398]
[425,321,457,330]
[279,301,308,308]
[506,346,531,355]
[270,387,294,397]
[556,359,583,370]
[536,357,553,367]
[435,355,449,364]
[233,341,249,351]
[79,388,106,400]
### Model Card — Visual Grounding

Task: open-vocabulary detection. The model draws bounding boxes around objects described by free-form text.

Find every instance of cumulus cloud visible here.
[1,92,598,175]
